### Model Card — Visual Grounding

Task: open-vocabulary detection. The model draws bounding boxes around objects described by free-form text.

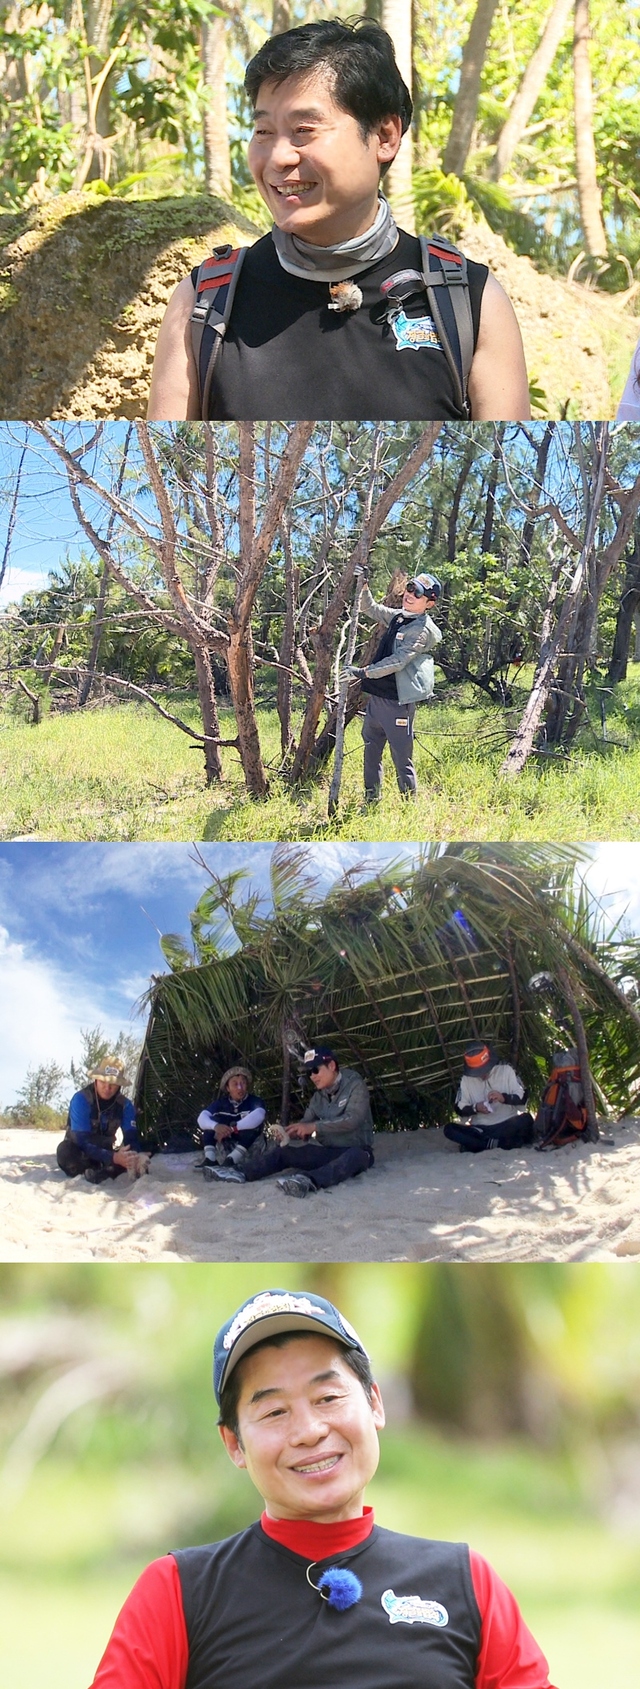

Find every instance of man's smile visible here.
[289,1453,343,1474]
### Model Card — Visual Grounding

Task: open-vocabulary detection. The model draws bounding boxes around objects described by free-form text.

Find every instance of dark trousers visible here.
[362,696,417,796]
[56,1137,124,1179]
[242,1142,374,1190]
[443,1112,535,1153]
[202,1125,263,1151]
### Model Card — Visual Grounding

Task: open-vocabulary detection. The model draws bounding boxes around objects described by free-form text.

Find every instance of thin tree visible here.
[202,14,232,200]
[381,0,414,231]
[490,0,574,182]
[573,0,607,257]
[442,0,500,179]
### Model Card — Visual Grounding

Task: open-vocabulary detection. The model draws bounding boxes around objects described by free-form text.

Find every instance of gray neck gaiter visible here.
[271,194,399,283]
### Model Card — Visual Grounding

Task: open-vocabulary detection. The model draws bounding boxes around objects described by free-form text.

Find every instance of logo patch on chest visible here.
[381,1589,449,1627]
[390,311,443,352]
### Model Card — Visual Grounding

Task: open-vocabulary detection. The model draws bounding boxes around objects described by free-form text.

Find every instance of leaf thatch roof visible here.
[135,846,640,1139]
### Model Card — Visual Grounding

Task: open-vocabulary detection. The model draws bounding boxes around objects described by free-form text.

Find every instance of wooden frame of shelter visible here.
[134,853,640,1142]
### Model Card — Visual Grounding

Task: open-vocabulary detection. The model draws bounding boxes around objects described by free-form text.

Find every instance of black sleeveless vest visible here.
[173,1523,481,1689]
[191,231,487,422]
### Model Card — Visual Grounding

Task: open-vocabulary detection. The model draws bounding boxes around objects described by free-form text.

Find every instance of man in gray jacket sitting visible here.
[208,1046,374,1199]
[348,569,442,800]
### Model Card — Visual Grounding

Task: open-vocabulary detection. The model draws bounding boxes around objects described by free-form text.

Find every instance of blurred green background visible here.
[1,1263,639,1689]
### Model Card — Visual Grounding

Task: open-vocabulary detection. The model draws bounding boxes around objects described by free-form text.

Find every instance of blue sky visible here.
[1,841,639,1104]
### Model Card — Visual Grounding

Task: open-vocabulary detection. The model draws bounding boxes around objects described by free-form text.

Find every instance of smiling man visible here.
[91,1288,557,1689]
[148,20,529,422]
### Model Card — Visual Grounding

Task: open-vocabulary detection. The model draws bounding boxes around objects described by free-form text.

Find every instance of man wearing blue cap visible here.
[91,1287,557,1689]
[348,568,442,802]
[208,1047,374,1199]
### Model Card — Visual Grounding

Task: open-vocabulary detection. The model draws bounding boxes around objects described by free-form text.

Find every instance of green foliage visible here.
[3,1062,67,1125]
[69,1026,142,1090]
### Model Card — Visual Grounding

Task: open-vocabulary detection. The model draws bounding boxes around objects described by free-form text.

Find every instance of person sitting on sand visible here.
[208,1045,374,1199]
[443,1041,535,1153]
[196,1065,267,1179]
[56,1056,150,1184]
[148,18,529,423]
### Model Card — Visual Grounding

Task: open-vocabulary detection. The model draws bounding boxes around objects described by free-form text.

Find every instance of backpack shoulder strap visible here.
[190,244,249,420]
[418,234,474,418]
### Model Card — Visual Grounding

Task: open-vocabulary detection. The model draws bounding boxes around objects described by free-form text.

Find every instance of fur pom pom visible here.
[317,1566,363,1610]
[328,281,363,313]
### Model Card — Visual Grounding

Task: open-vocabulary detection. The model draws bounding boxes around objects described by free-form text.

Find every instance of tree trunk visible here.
[480,426,503,556]
[500,423,609,777]
[272,0,292,32]
[78,560,110,707]
[448,445,475,562]
[382,0,414,232]
[442,0,500,178]
[606,528,640,685]
[84,0,114,178]
[573,0,607,257]
[226,625,269,797]
[202,17,232,200]
[518,423,556,570]
[192,642,224,783]
[277,520,297,758]
[490,0,573,180]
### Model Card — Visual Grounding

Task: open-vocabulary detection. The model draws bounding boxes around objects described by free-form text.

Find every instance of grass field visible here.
[1,1425,638,1689]
[2,673,640,842]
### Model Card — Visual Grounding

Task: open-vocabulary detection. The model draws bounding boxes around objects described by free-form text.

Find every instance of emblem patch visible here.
[390,311,442,352]
[381,1589,449,1627]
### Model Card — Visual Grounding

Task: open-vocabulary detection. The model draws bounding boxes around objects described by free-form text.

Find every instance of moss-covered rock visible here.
[0,192,637,418]
[0,192,259,419]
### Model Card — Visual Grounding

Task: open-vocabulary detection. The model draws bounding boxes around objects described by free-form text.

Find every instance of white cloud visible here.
[582,843,640,938]
[0,926,135,1105]
[0,566,51,610]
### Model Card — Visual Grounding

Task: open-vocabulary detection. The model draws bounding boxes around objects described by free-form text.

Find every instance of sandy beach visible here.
[1,1122,640,1263]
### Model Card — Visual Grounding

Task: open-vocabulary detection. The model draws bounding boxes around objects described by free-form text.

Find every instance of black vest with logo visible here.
[190,231,487,422]
[173,1523,481,1689]
[65,1084,126,1147]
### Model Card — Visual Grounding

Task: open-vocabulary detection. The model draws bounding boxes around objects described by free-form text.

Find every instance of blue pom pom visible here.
[317,1567,363,1610]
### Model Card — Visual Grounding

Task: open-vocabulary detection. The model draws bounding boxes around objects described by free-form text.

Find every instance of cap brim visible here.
[220,1312,356,1394]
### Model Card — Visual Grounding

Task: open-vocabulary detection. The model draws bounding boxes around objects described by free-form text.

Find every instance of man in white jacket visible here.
[444,1042,534,1153]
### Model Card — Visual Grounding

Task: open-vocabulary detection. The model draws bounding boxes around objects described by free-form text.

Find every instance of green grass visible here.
[2,674,640,841]
[2,1427,639,1689]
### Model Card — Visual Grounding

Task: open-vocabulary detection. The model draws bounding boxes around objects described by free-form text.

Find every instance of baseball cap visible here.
[303,1045,337,1072]
[405,572,441,600]
[214,1288,368,1404]
[463,1042,492,1070]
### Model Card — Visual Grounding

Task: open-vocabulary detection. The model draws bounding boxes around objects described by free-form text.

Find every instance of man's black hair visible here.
[245,18,413,146]
[218,1329,375,1439]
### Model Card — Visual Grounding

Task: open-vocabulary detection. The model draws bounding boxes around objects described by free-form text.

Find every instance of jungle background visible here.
[2,419,640,840]
[1,1261,639,1689]
[0,1,639,417]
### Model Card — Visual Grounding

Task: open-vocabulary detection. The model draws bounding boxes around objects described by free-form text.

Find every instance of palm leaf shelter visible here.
[135,848,640,1141]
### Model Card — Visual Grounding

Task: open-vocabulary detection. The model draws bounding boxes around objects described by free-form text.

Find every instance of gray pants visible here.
[362,696,417,797]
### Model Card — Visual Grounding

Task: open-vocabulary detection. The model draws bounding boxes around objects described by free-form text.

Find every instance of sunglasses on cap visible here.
[405,580,429,597]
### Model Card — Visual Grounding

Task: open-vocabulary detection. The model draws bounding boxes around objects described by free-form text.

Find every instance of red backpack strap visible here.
[190,244,248,419]
[418,234,474,418]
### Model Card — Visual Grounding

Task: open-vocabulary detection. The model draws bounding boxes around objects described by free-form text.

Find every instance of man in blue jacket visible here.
[349,569,442,801]
[56,1056,149,1184]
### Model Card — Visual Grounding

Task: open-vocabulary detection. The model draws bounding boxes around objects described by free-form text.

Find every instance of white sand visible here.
[1,1123,640,1263]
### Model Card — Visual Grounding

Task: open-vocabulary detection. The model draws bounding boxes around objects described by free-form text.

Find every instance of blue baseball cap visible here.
[214,1288,368,1404]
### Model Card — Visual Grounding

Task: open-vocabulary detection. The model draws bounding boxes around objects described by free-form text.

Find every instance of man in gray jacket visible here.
[348,569,442,801]
[209,1046,374,1199]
